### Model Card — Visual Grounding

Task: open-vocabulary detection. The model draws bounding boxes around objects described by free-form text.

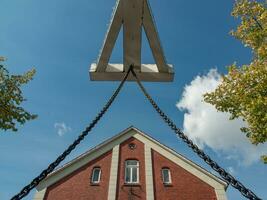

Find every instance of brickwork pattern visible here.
[44,151,112,200]
[151,150,217,200]
[116,137,146,200]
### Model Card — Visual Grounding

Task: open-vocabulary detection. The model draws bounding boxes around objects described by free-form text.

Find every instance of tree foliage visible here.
[0,57,37,132]
[204,0,267,163]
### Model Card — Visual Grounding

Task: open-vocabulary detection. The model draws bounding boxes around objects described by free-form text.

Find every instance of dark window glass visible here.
[162,168,171,184]
[92,167,101,183]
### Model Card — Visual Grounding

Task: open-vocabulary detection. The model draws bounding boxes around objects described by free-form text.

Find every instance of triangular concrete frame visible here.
[90,0,174,82]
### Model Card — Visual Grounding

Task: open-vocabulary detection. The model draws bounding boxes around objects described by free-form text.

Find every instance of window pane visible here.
[125,167,131,183]
[125,160,139,184]
[132,167,137,182]
[126,160,138,166]
[92,168,100,182]
[162,169,170,183]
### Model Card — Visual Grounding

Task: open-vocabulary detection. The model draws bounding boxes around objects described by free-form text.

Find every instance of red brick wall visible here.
[116,137,146,200]
[151,150,217,200]
[44,150,112,200]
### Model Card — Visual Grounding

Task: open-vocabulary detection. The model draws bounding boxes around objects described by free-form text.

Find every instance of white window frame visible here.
[91,167,101,184]
[125,160,139,184]
[162,168,172,184]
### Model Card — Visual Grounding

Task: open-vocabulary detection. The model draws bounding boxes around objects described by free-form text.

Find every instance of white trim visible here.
[33,188,46,200]
[36,129,134,191]
[144,144,154,200]
[161,168,172,184]
[125,160,139,184]
[35,126,227,200]
[133,132,227,187]
[215,187,228,200]
[133,133,228,200]
[108,145,120,200]
[91,167,101,183]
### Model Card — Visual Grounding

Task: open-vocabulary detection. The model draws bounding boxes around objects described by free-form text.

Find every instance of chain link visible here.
[10,66,261,200]
[131,68,261,200]
[10,68,131,200]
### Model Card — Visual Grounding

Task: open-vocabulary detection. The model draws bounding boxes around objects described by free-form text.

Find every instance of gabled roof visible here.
[36,126,228,191]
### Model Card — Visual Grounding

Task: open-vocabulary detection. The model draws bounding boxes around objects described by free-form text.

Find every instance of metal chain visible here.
[10,68,132,200]
[131,68,262,200]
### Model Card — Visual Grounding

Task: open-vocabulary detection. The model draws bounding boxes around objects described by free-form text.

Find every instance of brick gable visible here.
[152,150,217,200]
[44,150,112,200]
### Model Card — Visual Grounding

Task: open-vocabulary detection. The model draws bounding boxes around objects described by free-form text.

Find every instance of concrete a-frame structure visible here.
[90,0,174,82]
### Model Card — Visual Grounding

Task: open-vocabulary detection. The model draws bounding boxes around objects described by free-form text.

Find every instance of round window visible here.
[128,143,136,150]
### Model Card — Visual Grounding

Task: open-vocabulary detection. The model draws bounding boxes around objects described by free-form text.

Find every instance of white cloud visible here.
[54,122,71,136]
[176,69,267,165]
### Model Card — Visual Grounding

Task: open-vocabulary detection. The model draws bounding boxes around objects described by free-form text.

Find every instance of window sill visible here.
[163,183,173,187]
[123,183,141,187]
[90,183,100,186]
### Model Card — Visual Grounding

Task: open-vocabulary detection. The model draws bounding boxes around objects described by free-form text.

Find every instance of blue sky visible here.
[0,0,266,199]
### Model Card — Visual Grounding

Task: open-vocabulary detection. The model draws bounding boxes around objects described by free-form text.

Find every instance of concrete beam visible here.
[90,63,174,82]
[92,0,174,82]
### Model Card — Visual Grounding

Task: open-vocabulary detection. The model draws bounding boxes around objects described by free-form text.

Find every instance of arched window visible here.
[162,168,171,184]
[125,160,139,184]
[91,167,101,184]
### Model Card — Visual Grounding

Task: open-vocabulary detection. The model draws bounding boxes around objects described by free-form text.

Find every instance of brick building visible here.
[34,126,228,200]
